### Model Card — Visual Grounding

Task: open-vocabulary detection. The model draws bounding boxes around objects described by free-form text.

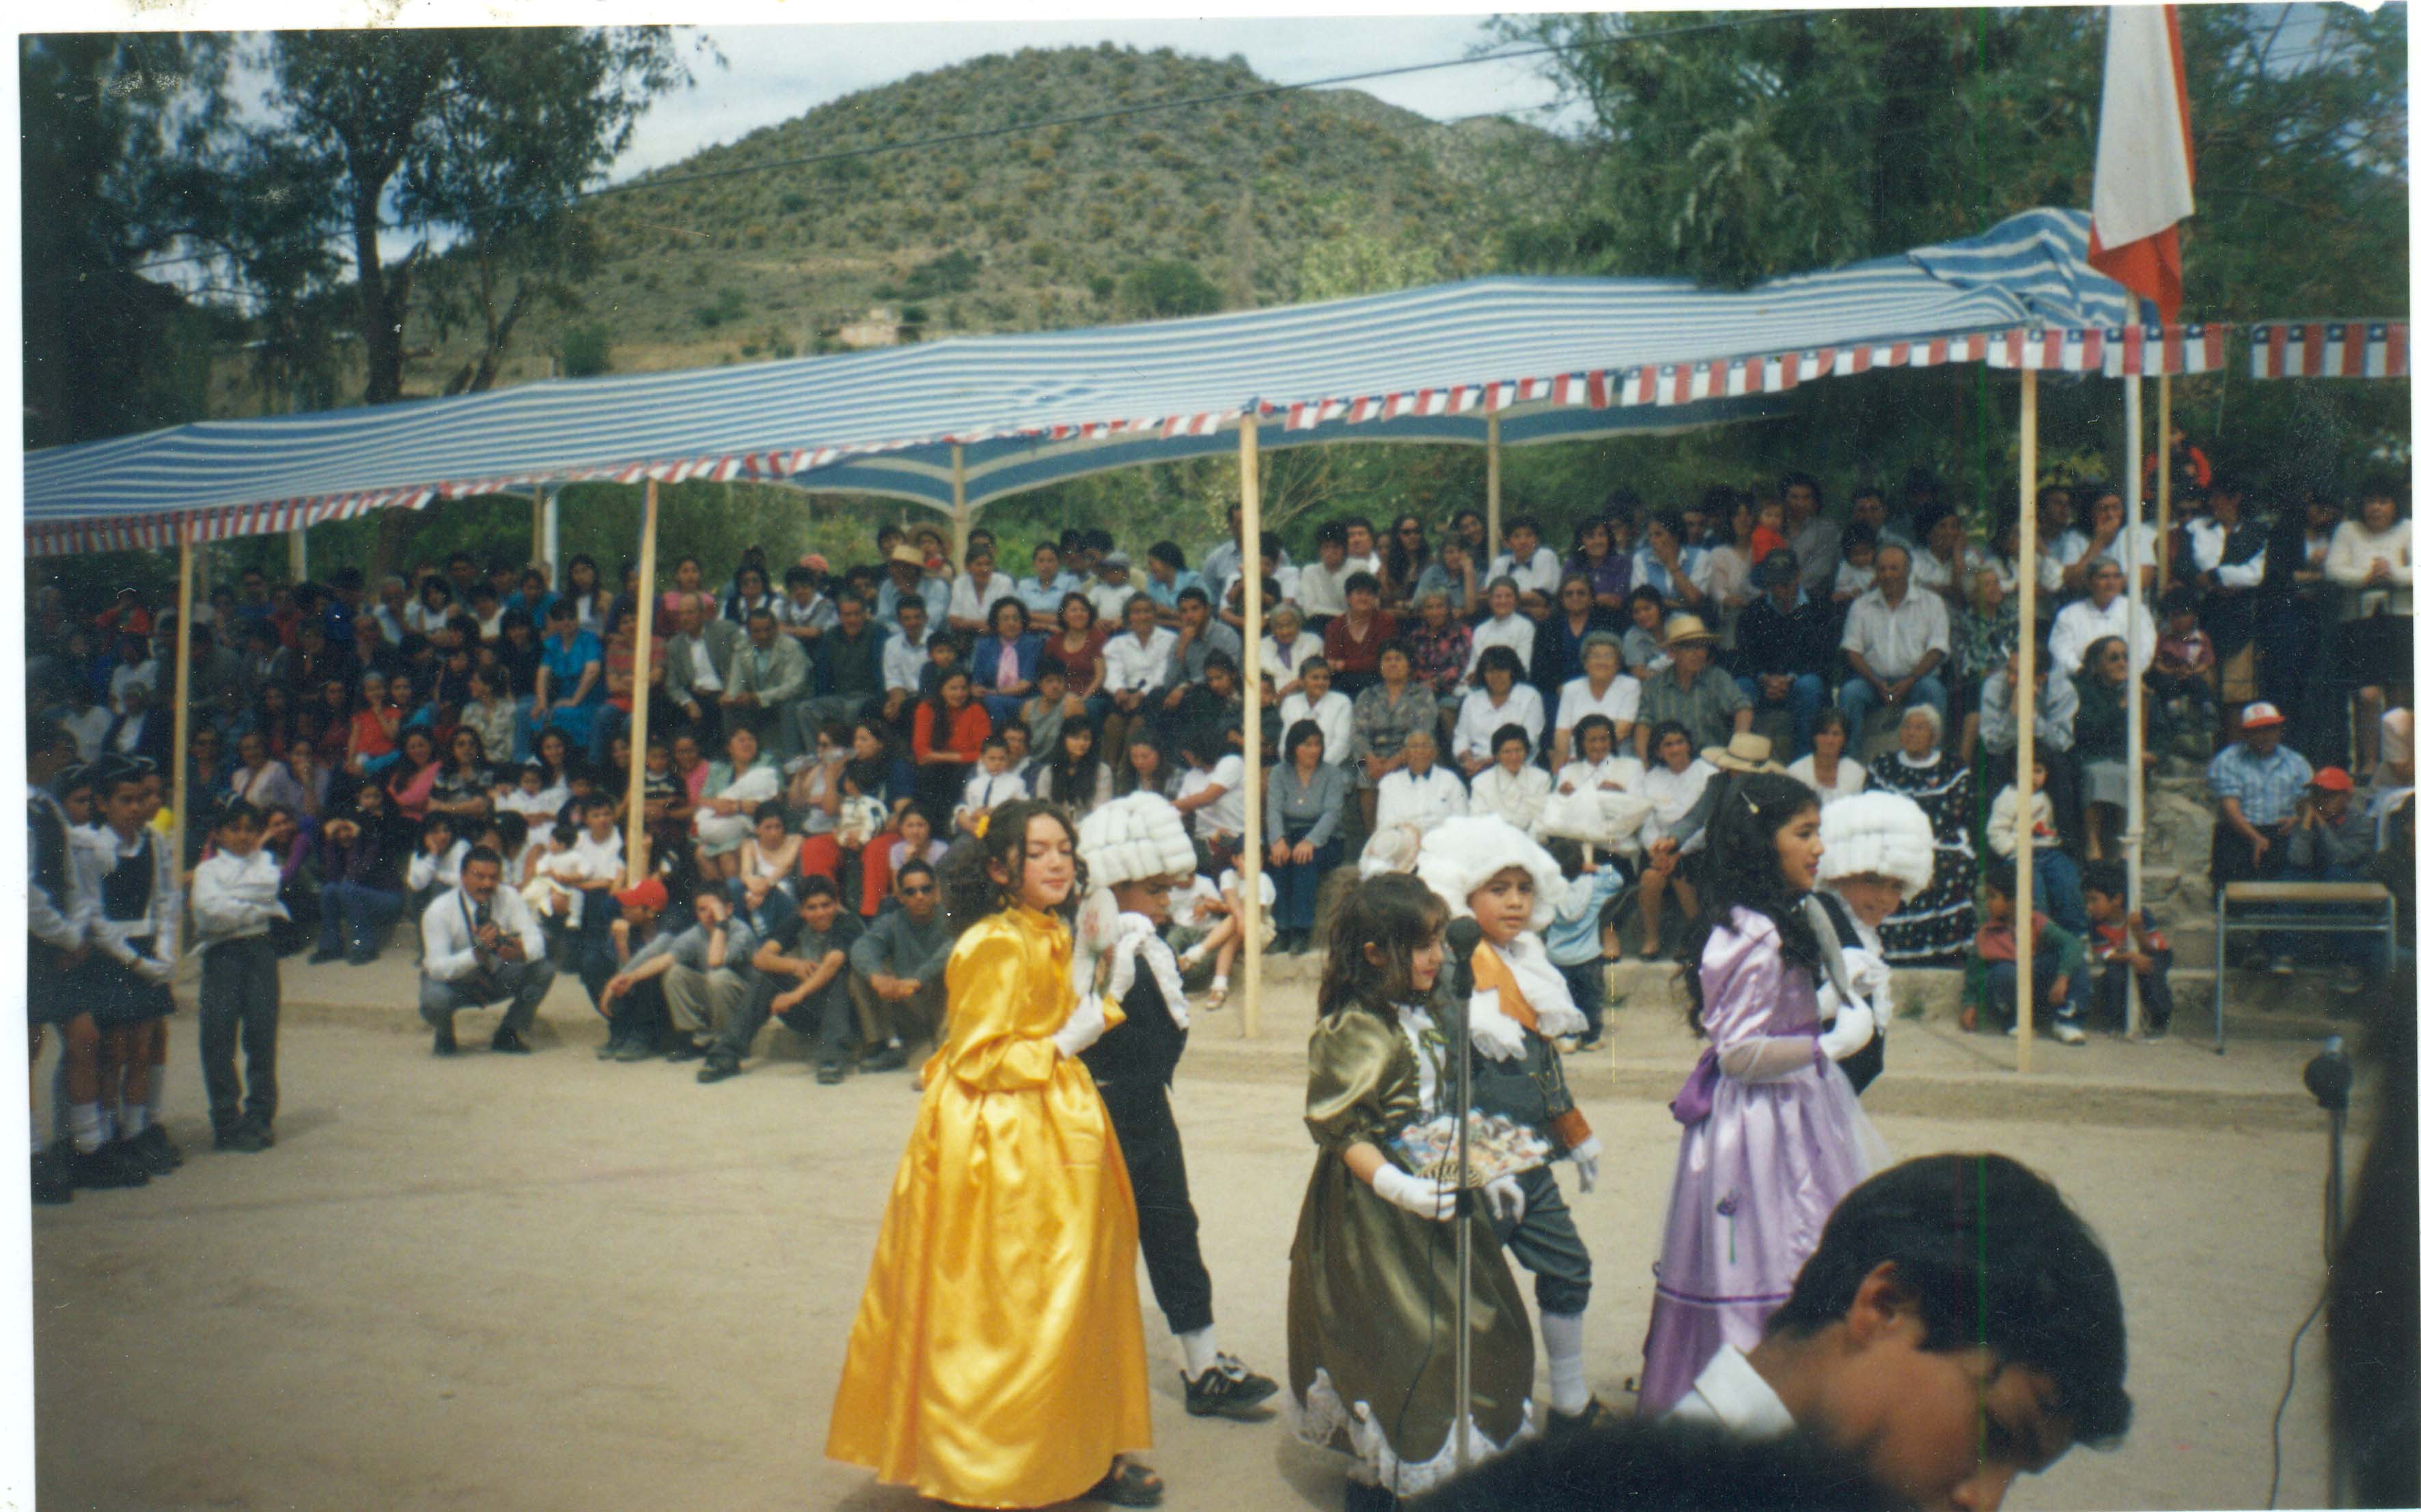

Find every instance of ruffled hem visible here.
[1292,1367,1538,1496]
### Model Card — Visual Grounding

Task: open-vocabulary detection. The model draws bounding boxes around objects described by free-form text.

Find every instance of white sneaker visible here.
[2052,1022,2087,1046]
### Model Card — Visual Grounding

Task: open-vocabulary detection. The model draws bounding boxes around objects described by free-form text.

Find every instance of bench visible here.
[2213,881,2397,1054]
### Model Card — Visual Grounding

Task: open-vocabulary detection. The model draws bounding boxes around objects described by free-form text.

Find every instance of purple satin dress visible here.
[1636,908,1878,1416]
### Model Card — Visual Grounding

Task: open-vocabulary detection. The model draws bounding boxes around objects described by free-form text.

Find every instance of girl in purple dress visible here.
[1635,771,1885,1417]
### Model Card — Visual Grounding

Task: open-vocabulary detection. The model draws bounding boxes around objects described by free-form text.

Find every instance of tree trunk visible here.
[351,180,403,407]
[466,280,534,393]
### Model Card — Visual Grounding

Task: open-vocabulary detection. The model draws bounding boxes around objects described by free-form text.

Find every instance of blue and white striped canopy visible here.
[25,208,2139,555]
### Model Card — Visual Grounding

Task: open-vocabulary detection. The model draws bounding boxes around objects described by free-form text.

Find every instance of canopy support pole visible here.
[624,479,661,886]
[531,489,547,574]
[2014,369,2038,1076]
[288,527,307,584]
[2122,375,2147,1041]
[1485,412,1503,565]
[1239,415,1264,1042]
[950,445,971,569]
[171,517,196,878]
[544,486,561,583]
[2155,376,2173,586]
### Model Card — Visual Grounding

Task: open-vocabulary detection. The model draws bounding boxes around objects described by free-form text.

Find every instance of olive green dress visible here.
[1286,1005,1537,1495]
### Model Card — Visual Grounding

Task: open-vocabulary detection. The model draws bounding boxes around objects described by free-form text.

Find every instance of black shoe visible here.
[72,1142,148,1190]
[30,1151,72,1205]
[432,1023,459,1057]
[596,1037,628,1061]
[816,1062,847,1085]
[613,1039,656,1063]
[1546,1397,1609,1438]
[863,1041,909,1073]
[663,1039,708,1063]
[129,1123,181,1175]
[307,948,345,965]
[1343,1481,1399,1512]
[696,1054,742,1084]
[227,1121,268,1154]
[490,1028,533,1055]
[1183,1354,1279,1418]
[346,949,379,966]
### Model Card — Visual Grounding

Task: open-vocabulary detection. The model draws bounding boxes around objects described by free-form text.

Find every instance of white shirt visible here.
[498,783,570,821]
[2036,528,2090,593]
[59,704,110,761]
[562,830,624,925]
[109,659,159,711]
[1486,546,1563,595]
[1088,580,1141,623]
[1840,585,1951,681]
[1178,755,1247,839]
[1555,753,1646,796]
[957,767,1029,816]
[189,848,284,947]
[1786,753,1868,807]
[948,571,1016,626]
[1470,764,1552,831]
[1555,673,1643,735]
[77,824,180,967]
[1295,559,1353,617]
[1374,766,1468,832]
[882,630,932,696]
[1665,1344,1795,1438]
[419,883,549,984]
[2185,517,2267,587]
[1909,542,1983,598]
[1261,631,1325,685]
[1279,689,1355,768]
[1451,683,1547,766]
[687,637,724,692]
[2325,517,2413,618]
[776,592,838,634]
[1463,613,1537,681]
[2084,522,2164,578]
[2048,595,2156,675]
[1101,628,1175,696]
[406,837,473,893]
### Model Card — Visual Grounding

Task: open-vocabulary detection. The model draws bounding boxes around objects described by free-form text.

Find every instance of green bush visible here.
[559,322,612,378]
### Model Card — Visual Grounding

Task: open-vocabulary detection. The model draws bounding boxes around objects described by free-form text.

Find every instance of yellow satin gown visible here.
[826,906,1152,1509]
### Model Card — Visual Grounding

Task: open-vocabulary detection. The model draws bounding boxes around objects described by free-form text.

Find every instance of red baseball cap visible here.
[2239,701,2286,730]
[2311,767,2355,793]
[613,875,668,912]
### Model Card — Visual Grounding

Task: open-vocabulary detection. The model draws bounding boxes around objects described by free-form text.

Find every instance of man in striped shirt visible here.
[2206,702,2313,964]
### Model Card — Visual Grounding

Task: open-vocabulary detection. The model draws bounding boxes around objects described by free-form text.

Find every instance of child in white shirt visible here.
[1470,725,1553,832]
[953,736,1030,835]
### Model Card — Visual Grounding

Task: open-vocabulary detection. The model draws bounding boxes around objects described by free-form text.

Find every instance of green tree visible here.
[1297,226,1439,302]
[1118,259,1221,319]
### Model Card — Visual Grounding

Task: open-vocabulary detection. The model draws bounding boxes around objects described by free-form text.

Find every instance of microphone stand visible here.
[1453,953,1474,1476]
[2303,1035,2352,1509]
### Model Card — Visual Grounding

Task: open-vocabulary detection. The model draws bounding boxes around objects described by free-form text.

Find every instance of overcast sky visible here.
[609,17,1588,183]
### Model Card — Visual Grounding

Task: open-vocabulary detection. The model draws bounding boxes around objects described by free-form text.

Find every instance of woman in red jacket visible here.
[911,665,992,826]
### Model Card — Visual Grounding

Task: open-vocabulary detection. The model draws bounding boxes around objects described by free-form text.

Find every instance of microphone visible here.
[2304,1034,2351,1113]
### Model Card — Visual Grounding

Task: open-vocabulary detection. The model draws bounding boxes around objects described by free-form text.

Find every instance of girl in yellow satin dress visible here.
[827,799,1161,1509]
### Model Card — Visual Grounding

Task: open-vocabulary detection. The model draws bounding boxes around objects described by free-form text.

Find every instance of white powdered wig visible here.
[1815,791,1936,895]
[1411,815,1569,920]
[1074,792,1198,893]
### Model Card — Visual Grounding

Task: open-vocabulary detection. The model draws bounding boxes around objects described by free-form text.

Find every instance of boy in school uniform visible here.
[189,800,288,1151]
[2079,864,2175,1040]
[27,720,96,1201]
[1810,792,1935,1095]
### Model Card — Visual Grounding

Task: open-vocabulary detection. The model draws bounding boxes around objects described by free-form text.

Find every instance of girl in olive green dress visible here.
[1286,872,1537,1511]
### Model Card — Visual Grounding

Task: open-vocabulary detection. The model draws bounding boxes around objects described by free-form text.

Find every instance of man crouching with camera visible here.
[417,846,557,1056]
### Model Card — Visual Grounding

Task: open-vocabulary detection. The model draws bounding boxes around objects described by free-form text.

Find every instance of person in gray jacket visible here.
[599,887,760,1062]
[723,608,812,761]
[846,858,954,1070]
[664,596,742,751]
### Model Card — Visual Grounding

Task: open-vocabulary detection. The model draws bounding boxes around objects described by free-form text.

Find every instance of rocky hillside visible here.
[393,44,1579,389]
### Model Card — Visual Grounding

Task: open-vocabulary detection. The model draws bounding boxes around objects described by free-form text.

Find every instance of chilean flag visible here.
[2086,6,2194,324]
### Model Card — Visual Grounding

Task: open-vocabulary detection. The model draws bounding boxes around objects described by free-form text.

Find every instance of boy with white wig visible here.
[1809,792,1935,1095]
[1070,792,1280,1419]
[1415,814,1609,1436]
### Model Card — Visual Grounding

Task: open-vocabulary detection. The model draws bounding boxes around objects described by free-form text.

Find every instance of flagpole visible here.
[2155,375,2174,586]
[2122,374,2146,1041]
[2015,368,2038,1076]
[1237,415,1264,1042]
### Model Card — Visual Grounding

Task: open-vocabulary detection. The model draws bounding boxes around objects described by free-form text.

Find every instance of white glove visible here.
[1105,914,1154,1002]
[132,955,176,986]
[1372,1164,1458,1223]
[1482,1173,1527,1224]
[1051,994,1109,1059]
[1466,992,1527,1063]
[1567,1134,1603,1194]
[1844,950,1894,1031]
[1818,1002,1876,1063]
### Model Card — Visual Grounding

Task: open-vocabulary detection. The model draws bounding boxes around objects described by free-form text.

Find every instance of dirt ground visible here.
[30,962,2365,1512]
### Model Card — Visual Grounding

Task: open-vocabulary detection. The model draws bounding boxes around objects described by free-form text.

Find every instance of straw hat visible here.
[887,544,924,568]
[1659,613,1718,648]
[1702,731,1784,774]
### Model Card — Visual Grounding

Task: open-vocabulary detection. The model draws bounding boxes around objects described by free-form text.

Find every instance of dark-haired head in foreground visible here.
[1411,1416,1894,1511]
[1422,1153,2127,1512]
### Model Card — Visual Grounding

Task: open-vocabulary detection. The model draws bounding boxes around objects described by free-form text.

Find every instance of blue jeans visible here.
[2033,850,2089,936]
[318,880,404,960]
[1838,673,1949,753]
[1984,951,2087,1028]
[1734,673,1828,757]
[1270,832,1342,931]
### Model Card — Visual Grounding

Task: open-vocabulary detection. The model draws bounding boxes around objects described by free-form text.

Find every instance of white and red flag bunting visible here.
[2088,5,2194,323]
[2247,323,2411,380]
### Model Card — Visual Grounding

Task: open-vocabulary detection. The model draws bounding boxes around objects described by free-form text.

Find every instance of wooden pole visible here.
[2155,375,2174,587]
[531,488,547,573]
[2014,369,2038,1076]
[170,518,197,873]
[1485,412,1503,565]
[287,527,307,584]
[2122,375,2146,1040]
[1239,415,1265,1041]
[950,445,971,570]
[623,479,661,886]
